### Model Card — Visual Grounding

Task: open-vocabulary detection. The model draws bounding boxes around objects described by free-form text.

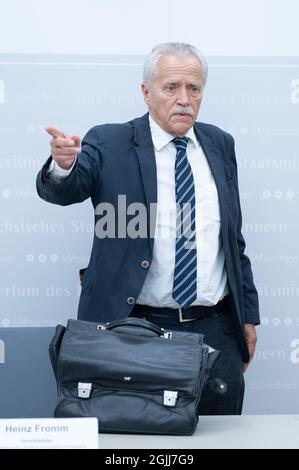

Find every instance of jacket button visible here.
[141,260,149,269]
[127,297,135,305]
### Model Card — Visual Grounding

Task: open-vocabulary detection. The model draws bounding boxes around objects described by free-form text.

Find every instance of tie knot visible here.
[172,137,188,151]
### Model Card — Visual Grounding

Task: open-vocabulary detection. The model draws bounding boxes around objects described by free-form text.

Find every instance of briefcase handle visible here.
[104,317,164,337]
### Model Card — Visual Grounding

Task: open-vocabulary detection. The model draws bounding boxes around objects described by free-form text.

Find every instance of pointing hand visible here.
[45,127,81,170]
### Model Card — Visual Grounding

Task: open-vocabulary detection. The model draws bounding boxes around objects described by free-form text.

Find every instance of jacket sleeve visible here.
[36,127,102,206]
[228,134,260,325]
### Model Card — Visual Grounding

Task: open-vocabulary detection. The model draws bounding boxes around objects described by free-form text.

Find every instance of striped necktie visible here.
[172,137,197,309]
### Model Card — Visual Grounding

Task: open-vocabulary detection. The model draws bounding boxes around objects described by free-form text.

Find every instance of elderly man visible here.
[36,42,259,415]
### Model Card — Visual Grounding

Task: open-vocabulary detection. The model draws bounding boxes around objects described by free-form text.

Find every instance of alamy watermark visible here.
[94,195,196,246]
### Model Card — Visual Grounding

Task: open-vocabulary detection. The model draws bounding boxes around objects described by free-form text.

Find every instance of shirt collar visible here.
[149,115,199,151]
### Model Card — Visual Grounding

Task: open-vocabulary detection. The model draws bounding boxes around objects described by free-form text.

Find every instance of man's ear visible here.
[141,83,151,106]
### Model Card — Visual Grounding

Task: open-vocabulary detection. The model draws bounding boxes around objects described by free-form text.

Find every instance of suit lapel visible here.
[134,114,157,253]
[194,124,229,246]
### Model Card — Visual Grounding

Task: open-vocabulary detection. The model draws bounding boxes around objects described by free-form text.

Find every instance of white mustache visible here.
[170,106,194,117]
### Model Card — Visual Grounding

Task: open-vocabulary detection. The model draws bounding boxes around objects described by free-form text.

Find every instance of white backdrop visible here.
[0,0,299,414]
[0,0,298,56]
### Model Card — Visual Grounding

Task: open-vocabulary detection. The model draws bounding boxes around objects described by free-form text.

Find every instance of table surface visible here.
[99,415,299,449]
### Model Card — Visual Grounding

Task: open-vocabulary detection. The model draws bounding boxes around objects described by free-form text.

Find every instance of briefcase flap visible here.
[58,319,205,398]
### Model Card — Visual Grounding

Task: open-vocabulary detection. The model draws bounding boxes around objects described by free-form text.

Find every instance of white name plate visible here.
[0,417,99,449]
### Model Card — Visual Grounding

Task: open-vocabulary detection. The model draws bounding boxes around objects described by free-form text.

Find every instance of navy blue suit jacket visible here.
[36,113,259,362]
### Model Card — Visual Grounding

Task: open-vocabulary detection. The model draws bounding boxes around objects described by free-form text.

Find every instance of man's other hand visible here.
[46,127,81,170]
[243,323,257,372]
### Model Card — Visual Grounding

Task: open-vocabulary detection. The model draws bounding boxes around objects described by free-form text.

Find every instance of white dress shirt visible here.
[48,116,228,307]
[137,116,228,307]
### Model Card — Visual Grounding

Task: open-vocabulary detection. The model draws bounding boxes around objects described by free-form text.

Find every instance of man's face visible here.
[142,54,204,137]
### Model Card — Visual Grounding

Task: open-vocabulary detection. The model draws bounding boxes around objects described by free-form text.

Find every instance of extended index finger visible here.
[45,127,67,139]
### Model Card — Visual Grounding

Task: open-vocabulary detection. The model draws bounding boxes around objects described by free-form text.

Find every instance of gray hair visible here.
[143,42,208,86]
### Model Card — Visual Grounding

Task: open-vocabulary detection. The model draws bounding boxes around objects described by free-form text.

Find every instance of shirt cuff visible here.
[47,158,77,181]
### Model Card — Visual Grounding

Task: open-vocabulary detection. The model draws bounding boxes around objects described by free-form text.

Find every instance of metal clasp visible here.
[163,331,172,339]
[77,382,92,399]
[163,390,178,407]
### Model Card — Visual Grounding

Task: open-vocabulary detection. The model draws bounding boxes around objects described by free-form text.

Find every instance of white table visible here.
[99,415,299,449]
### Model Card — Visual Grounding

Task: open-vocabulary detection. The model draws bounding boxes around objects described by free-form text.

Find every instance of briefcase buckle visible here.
[78,382,92,399]
[163,331,172,339]
[163,390,178,407]
[178,307,194,323]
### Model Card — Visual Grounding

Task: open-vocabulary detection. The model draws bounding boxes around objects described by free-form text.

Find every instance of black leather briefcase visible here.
[49,317,221,435]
